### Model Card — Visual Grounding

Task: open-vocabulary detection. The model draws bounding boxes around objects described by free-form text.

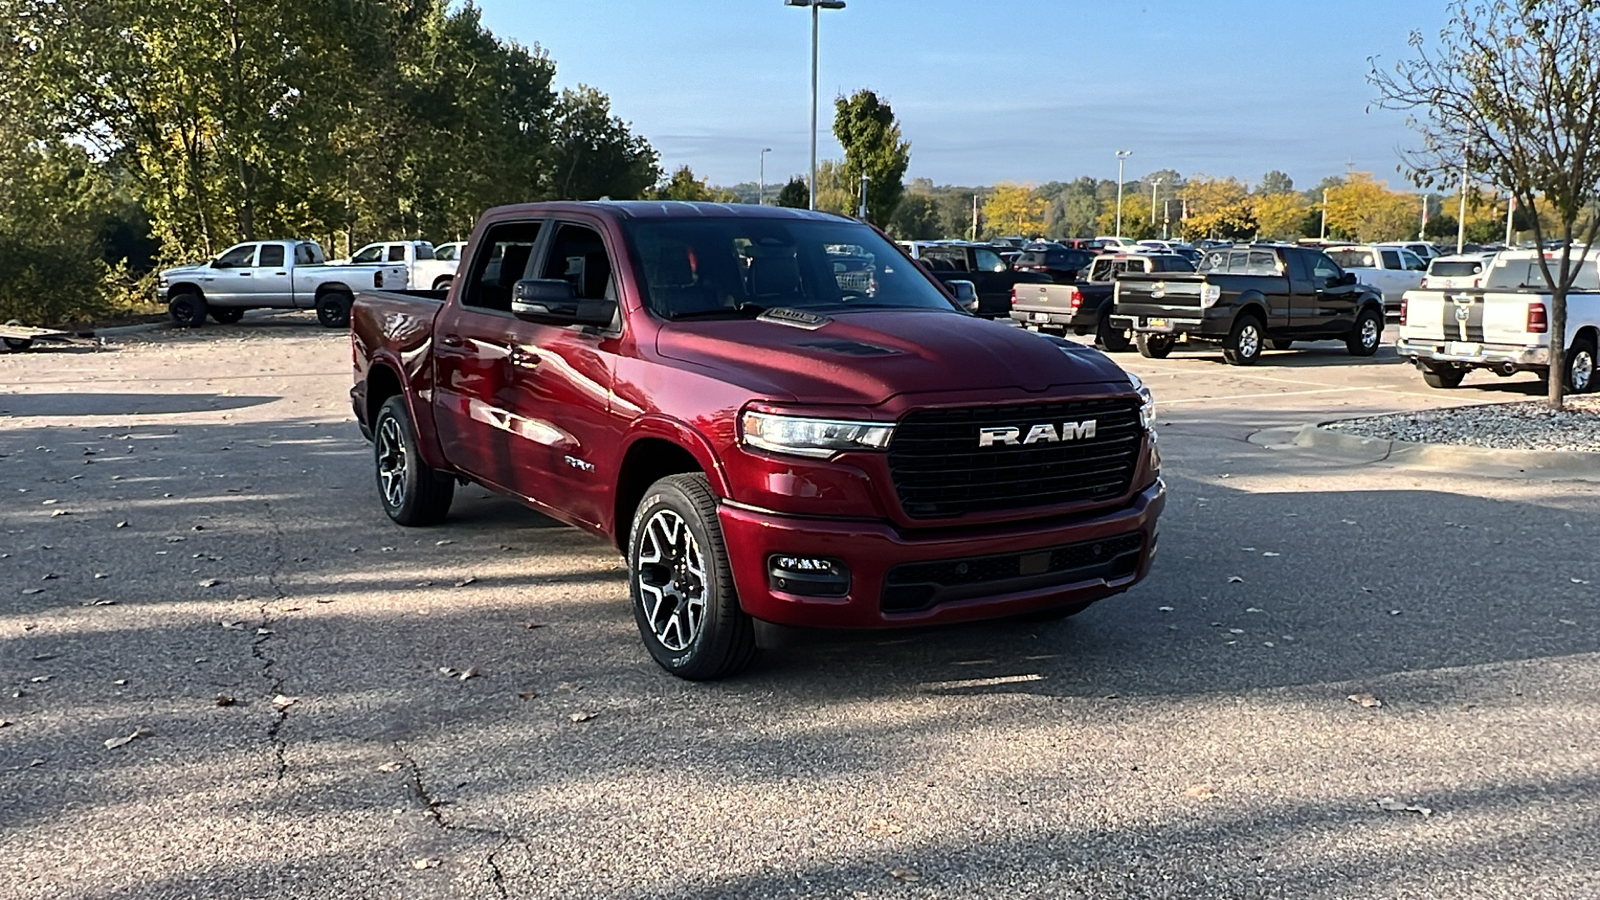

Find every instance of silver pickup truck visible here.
[157,240,406,328]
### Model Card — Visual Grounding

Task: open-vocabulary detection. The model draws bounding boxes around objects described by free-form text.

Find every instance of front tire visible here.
[1566,337,1597,394]
[1222,314,1264,365]
[373,396,455,525]
[1136,332,1174,359]
[628,473,757,681]
[1346,307,1383,357]
[316,291,352,328]
[2,319,32,351]
[209,307,246,324]
[168,291,208,328]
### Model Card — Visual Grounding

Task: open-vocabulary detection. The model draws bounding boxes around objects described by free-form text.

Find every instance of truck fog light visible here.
[769,555,851,597]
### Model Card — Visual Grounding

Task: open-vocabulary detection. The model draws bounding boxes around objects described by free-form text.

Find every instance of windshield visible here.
[1326,249,1376,269]
[626,218,958,319]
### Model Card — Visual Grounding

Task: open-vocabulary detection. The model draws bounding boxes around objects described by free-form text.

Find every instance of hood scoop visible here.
[795,339,898,357]
[756,307,832,330]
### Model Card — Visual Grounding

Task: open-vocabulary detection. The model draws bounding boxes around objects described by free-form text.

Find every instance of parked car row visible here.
[158,237,464,327]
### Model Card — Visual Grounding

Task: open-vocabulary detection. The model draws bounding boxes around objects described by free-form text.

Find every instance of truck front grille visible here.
[887,397,1143,518]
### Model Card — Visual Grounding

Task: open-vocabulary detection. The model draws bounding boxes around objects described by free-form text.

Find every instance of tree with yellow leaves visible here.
[1324,173,1419,242]
[982,182,1047,238]
[1252,192,1311,240]
[1180,177,1255,240]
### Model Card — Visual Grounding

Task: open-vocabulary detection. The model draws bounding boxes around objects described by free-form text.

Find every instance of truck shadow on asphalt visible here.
[0,393,275,417]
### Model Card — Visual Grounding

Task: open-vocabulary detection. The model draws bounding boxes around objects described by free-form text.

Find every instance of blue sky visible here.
[475,0,1451,191]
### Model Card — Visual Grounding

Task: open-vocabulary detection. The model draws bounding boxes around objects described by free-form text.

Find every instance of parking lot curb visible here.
[95,321,171,337]
[1276,423,1600,479]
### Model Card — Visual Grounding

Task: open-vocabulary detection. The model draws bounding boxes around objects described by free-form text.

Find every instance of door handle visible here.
[273,271,287,275]
[239,272,252,277]
[509,347,541,370]
[440,333,464,348]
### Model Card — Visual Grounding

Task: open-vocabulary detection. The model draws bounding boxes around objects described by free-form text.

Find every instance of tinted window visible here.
[386,245,407,262]
[626,218,958,319]
[1429,260,1484,277]
[257,244,285,268]
[350,245,384,264]
[215,244,256,267]
[1312,254,1341,281]
[1400,250,1426,271]
[540,223,614,301]
[460,221,543,312]
[435,244,458,261]
[415,243,436,261]
[973,248,1007,272]
[1200,249,1283,276]
[1380,250,1402,269]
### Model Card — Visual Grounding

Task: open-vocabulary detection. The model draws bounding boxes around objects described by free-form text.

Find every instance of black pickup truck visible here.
[1010,253,1194,352]
[1110,244,1386,365]
[911,242,1050,317]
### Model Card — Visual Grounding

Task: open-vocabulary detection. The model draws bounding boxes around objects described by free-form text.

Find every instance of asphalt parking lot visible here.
[2,314,1597,899]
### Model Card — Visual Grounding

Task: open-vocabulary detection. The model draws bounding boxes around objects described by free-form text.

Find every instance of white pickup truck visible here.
[343,240,458,291]
[157,240,406,328]
[1396,249,1599,392]
[1324,244,1429,319]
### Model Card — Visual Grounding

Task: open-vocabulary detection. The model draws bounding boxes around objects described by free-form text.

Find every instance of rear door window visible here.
[460,221,543,312]
[973,248,1007,272]
[1380,250,1402,269]
[386,244,407,263]
[257,244,285,268]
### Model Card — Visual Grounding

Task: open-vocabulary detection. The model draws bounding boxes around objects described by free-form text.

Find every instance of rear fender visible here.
[1234,292,1269,323]
[366,350,451,474]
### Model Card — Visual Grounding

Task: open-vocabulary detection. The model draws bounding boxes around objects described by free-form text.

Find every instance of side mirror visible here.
[1340,272,1358,286]
[947,279,979,313]
[511,279,615,327]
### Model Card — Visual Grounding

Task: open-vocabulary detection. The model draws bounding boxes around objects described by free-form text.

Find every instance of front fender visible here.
[618,414,732,498]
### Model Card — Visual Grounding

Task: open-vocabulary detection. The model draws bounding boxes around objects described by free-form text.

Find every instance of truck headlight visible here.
[740,411,894,459]
[1129,373,1155,429]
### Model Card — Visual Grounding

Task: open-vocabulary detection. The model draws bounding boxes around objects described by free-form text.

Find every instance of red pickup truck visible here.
[350,201,1164,680]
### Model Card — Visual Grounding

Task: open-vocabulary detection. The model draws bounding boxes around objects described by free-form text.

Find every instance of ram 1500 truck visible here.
[1010,253,1194,352]
[350,201,1164,680]
[1396,249,1599,391]
[1111,244,1386,365]
[157,240,406,328]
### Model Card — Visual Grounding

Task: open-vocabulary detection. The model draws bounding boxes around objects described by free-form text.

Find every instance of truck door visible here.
[386,243,412,288]
[1284,249,1319,335]
[970,246,1011,315]
[247,243,293,307]
[1309,251,1360,336]
[205,244,260,304]
[495,220,623,530]
[432,222,545,492]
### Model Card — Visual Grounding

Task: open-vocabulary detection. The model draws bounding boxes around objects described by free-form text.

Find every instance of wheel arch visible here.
[1573,324,1599,348]
[166,281,204,298]
[315,281,353,298]
[612,424,728,552]
[1232,294,1269,325]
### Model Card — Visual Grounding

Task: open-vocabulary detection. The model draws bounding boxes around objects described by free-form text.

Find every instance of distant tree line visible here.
[0,0,661,323]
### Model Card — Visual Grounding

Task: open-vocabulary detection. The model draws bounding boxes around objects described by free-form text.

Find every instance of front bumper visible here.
[719,480,1165,629]
[1395,338,1548,368]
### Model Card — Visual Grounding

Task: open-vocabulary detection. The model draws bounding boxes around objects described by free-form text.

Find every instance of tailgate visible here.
[1113,274,1205,317]
[1404,288,1539,345]
[1010,283,1079,313]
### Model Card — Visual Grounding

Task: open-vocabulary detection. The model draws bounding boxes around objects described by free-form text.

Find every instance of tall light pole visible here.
[1150,177,1162,226]
[786,0,846,211]
[1505,192,1517,246]
[857,173,869,219]
[758,147,772,205]
[1456,166,1468,253]
[1320,189,1329,241]
[1114,150,1131,237]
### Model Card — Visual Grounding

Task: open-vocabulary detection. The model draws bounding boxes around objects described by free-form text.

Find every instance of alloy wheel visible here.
[1239,324,1260,358]
[1575,349,1595,392]
[636,509,707,652]
[376,417,407,508]
[1361,316,1380,349]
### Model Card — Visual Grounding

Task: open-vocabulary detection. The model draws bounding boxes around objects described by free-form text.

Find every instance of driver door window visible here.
[215,245,256,268]
[350,245,384,264]
[974,248,1006,272]
[1312,254,1341,285]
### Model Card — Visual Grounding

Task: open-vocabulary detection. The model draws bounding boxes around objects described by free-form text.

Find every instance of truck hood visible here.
[655,309,1131,405]
[159,263,210,279]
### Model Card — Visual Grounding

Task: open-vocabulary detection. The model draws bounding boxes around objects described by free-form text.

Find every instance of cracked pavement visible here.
[1,313,1597,898]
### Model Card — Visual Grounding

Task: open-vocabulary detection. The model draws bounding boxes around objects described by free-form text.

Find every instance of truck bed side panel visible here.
[351,288,452,472]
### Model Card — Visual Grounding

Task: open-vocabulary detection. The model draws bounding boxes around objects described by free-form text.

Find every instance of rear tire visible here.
[373,396,455,526]
[316,291,352,328]
[1566,337,1597,394]
[2,319,32,351]
[209,307,245,324]
[1421,364,1466,389]
[1096,312,1132,353]
[431,276,454,292]
[1136,332,1175,359]
[1346,307,1383,357]
[168,291,207,328]
[628,473,757,681]
[1222,314,1264,365]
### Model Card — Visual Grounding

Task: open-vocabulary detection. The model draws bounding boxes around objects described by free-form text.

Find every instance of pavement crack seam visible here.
[395,740,530,899]
[254,496,292,783]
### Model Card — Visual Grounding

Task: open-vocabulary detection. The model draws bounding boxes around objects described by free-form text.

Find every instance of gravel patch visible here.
[1326,396,1600,452]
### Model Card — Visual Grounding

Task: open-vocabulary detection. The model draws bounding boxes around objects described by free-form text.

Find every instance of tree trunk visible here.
[1547,288,1567,410]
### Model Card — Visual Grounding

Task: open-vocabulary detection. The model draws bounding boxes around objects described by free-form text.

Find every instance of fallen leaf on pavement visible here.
[1262,551,1281,557]
[1375,797,1432,816]
[1347,693,1383,708]
[888,868,920,882]
[112,679,127,685]
[20,588,43,595]
[1184,783,1218,800]
[569,711,596,723]
[28,675,50,683]
[411,858,439,870]
[1245,607,1264,613]
[220,621,243,630]
[517,690,538,700]
[271,694,297,711]
[523,621,547,629]
[115,521,129,528]
[83,598,115,606]
[1157,606,1174,612]
[0,719,9,727]
[457,667,480,681]
[377,761,404,773]
[434,540,454,546]
[103,727,151,749]
[454,576,477,587]
[1573,578,1589,584]
[49,509,70,517]
[214,694,236,707]
[40,573,57,581]
[199,579,223,587]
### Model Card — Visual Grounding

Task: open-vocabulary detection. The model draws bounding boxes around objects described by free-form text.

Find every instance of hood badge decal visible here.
[756,308,831,330]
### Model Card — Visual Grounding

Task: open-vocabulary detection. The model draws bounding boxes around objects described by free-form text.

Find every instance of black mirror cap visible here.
[511,279,614,327]
[946,279,979,312]
[1341,272,1359,286]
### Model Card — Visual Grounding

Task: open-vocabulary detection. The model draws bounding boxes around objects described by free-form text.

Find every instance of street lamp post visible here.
[1150,177,1162,226]
[857,173,869,219]
[785,0,847,211]
[1114,150,1131,238]
[759,147,772,205]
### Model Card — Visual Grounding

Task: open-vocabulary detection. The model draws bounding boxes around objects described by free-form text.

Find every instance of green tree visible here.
[1258,170,1296,194]
[775,177,809,208]
[888,192,941,239]
[832,89,911,226]
[547,85,661,201]
[653,165,716,201]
